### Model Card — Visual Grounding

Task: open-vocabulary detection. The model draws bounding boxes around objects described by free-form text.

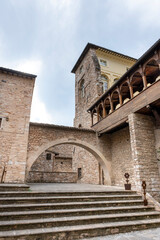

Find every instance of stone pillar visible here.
[128,113,160,201]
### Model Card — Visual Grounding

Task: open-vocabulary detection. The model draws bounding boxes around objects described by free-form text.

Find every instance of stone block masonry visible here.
[129,113,160,201]
[0,70,36,183]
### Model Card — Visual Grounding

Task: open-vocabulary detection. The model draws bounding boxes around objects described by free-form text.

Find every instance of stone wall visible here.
[73,48,106,185]
[72,148,100,184]
[155,128,160,174]
[27,171,77,183]
[27,123,112,185]
[128,113,160,201]
[0,71,35,183]
[111,127,134,187]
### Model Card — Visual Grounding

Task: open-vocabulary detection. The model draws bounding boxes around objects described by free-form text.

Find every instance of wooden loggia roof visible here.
[71,43,137,73]
[87,39,160,112]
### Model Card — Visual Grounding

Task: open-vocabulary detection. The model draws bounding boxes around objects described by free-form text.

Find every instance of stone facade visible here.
[128,113,160,200]
[110,127,134,187]
[27,123,112,185]
[73,46,136,186]
[0,69,35,183]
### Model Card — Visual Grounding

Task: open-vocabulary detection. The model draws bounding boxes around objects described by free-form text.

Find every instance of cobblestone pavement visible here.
[83,228,160,240]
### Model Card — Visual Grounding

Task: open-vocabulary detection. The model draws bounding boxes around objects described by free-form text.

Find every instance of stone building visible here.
[71,43,136,185]
[0,40,160,201]
[0,67,36,183]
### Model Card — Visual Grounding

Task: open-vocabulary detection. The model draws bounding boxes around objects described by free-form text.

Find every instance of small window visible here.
[80,80,85,97]
[100,59,107,66]
[0,118,2,128]
[79,65,83,73]
[78,168,82,179]
[46,153,51,160]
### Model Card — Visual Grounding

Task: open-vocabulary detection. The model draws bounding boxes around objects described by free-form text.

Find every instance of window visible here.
[101,76,108,93]
[78,168,82,179]
[46,153,51,160]
[100,59,107,66]
[0,118,2,128]
[79,65,83,73]
[80,80,85,97]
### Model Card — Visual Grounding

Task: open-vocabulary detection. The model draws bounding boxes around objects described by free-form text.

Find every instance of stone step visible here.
[0,194,142,204]
[0,200,144,212]
[0,212,160,231]
[0,206,154,221]
[0,190,137,197]
[0,218,160,239]
[0,184,29,192]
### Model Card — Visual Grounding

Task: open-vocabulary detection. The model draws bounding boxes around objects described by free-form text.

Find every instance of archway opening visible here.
[120,81,131,103]
[131,72,143,96]
[26,139,111,186]
[144,59,159,85]
[111,90,119,110]
[104,98,111,115]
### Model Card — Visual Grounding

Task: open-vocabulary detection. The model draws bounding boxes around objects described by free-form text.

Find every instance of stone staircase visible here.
[0,186,160,239]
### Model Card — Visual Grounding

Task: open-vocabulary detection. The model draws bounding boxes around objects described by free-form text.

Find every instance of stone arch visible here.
[27,138,111,185]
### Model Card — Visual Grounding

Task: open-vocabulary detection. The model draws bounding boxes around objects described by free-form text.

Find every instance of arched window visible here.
[101,76,108,93]
[80,80,85,97]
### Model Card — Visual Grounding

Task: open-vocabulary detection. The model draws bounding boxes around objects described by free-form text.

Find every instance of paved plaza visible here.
[29,183,124,192]
[83,228,160,240]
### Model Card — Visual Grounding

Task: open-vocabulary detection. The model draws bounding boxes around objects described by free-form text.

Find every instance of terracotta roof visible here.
[71,43,137,73]
[0,67,37,79]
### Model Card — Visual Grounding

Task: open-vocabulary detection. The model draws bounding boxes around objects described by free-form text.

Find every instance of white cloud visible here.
[30,87,54,124]
[15,59,42,75]
[30,86,72,125]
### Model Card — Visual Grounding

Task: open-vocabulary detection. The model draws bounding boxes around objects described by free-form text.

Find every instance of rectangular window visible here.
[78,168,82,179]
[100,59,107,66]
[46,153,51,160]
[0,118,2,128]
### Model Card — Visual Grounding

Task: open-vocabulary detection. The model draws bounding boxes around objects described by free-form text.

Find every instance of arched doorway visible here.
[26,138,111,185]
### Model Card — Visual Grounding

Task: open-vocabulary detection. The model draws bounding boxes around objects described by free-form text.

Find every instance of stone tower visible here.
[71,43,136,184]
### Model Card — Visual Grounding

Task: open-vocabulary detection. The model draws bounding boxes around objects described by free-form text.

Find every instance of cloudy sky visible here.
[0,0,159,126]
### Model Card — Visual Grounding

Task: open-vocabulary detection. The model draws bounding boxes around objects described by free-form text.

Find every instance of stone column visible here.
[128,113,160,201]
